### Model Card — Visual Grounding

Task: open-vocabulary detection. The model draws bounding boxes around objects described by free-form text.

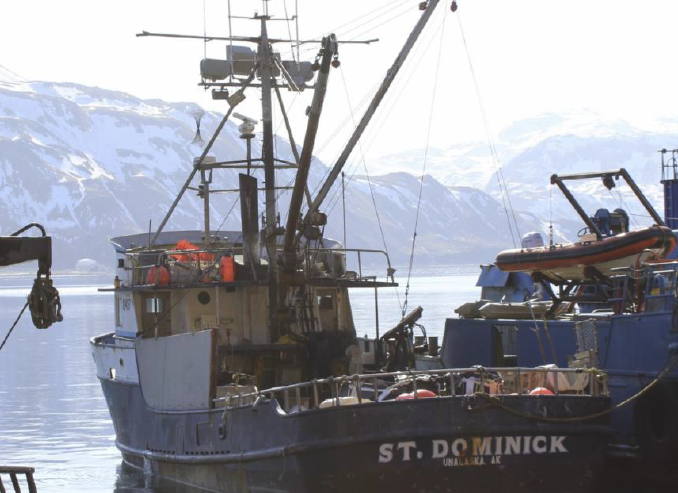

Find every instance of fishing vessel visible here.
[91,2,613,492]
[444,161,678,489]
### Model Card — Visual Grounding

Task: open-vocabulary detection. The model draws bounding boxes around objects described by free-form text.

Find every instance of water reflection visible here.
[0,269,479,492]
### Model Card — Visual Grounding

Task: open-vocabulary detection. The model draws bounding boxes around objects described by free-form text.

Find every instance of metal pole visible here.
[202,169,211,245]
[619,168,666,226]
[374,286,380,368]
[150,71,255,245]
[246,137,252,175]
[551,174,603,239]
[273,84,311,205]
[282,35,337,273]
[259,18,279,340]
[295,0,300,62]
[306,0,441,219]
[342,171,347,248]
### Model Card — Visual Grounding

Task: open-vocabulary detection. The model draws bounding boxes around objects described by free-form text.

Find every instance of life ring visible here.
[633,381,678,458]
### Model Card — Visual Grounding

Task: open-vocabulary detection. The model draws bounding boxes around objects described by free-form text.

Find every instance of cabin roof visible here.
[476,264,510,287]
[110,230,243,253]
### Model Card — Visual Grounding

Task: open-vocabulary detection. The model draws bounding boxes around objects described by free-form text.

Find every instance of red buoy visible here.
[395,389,437,400]
[220,256,235,282]
[147,265,170,285]
[530,387,554,396]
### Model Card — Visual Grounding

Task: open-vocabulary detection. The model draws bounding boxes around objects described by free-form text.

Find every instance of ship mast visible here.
[257,16,280,338]
[139,0,442,343]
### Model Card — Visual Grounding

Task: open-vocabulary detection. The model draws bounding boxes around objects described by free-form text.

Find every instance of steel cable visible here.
[0,301,29,355]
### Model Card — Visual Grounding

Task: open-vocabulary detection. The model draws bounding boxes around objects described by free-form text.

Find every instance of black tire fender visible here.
[633,381,678,458]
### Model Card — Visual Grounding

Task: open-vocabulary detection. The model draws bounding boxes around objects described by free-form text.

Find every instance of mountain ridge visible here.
[1,69,675,270]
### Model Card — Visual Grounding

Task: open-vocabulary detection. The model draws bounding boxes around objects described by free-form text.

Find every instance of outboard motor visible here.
[520,231,544,248]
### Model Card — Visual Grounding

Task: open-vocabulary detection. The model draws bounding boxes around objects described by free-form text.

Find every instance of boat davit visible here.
[496,169,676,282]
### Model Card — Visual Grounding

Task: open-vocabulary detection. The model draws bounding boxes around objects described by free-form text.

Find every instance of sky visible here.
[2,0,678,165]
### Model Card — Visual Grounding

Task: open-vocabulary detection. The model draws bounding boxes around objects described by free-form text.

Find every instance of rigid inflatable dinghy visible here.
[497,169,677,282]
[496,225,676,282]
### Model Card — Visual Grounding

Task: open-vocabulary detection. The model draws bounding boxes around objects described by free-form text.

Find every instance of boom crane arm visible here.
[282,34,338,273]
[304,0,441,222]
[0,223,62,329]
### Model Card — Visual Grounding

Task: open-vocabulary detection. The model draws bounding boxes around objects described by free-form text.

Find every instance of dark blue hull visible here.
[442,312,678,472]
[100,378,611,493]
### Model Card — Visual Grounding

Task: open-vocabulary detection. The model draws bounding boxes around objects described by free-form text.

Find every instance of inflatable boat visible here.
[496,225,676,282]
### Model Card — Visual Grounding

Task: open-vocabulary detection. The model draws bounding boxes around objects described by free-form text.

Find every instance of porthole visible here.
[198,291,211,305]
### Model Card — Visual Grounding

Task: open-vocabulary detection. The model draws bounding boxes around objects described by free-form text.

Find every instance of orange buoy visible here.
[529,387,554,396]
[171,239,214,262]
[220,256,235,282]
[147,265,170,285]
[395,389,437,400]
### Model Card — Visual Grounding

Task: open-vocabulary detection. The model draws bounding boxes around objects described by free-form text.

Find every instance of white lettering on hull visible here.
[378,436,569,466]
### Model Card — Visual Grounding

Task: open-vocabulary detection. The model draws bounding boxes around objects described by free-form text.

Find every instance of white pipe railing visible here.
[214,366,609,413]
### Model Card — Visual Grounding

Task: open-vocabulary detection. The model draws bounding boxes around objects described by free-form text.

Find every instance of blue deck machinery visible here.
[442,157,678,491]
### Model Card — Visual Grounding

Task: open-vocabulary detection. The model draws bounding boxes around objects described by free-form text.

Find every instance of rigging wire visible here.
[0,301,29,356]
[402,5,447,317]
[616,188,640,229]
[455,12,520,247]
[279,0,407,60]
[227,0,234,78]
[549,185,554,246]
[298,3,433,203]
[203,0,207,60]
[324,0,408,39]
[338,68,401,305]
[282,0,298,65]
[324,5,445,216]
[279,0,412,66]
[295,0,300,62]
[307,79,382,199]
[335,0,412,41]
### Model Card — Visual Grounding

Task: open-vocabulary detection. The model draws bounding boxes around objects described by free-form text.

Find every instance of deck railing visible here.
[213,367,609,414]
[120,244,395,287]
[608,261,678,314]
[0,466,37,493]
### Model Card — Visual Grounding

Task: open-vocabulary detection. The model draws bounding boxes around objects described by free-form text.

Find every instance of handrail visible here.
[120,244,395,286]
[303,247,394,281]
[214,366,609,413]
[0,466,37,493]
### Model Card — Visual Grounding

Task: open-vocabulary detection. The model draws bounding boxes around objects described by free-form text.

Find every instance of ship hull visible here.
[99,377,611,493]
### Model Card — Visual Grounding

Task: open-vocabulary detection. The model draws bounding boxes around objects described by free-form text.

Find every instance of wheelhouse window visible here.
[146,298,164,313]
[115,296,122,327]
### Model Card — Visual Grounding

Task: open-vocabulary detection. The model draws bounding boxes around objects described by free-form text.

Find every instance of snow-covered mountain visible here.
[2,64,675,271]
[372,109,678,244]
[0,65,529,269]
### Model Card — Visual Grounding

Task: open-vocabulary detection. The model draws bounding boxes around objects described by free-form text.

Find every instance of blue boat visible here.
[442,159,678,488]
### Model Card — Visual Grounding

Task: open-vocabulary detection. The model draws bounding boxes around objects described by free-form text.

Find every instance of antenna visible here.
[191,109,206,146]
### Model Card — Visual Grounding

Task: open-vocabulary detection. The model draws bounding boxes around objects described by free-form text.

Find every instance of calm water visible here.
[0,268,479,492]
